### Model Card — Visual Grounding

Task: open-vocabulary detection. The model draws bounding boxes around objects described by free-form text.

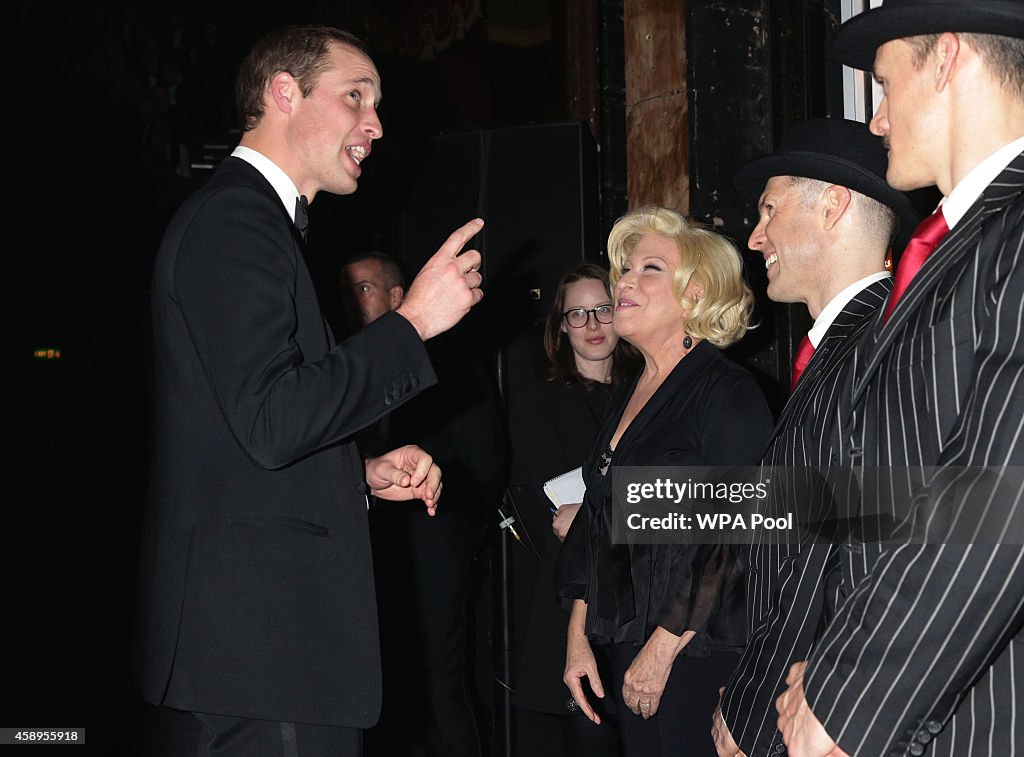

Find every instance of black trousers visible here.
[142,703,362,757]
[365,507,481,757]
[602,643,741,757]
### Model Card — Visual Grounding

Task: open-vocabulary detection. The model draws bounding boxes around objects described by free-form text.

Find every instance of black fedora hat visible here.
[833,0,1024,71]
[734,117,919,227]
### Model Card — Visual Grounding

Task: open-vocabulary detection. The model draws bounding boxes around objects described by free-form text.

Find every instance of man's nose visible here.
[748,221,767,251]
[869,96,889,137]
[364,107,383,140]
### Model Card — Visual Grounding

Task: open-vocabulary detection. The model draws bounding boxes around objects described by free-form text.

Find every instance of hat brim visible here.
[734,150,920,227]
[833,1,1024,71]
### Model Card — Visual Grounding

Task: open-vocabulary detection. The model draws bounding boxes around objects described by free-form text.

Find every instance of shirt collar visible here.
[231,145,303,222]
[940,136,1024,229]
[807,271,892,348]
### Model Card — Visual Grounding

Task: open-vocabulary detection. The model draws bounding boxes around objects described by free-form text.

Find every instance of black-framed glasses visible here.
[562,304,614,328]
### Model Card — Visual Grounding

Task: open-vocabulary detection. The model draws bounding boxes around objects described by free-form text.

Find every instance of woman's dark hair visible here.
[544,262,640,388]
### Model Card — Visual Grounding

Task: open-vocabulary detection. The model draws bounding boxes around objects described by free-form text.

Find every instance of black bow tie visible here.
[295,195,309,242]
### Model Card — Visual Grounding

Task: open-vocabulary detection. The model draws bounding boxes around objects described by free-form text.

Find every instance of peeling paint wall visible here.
[624,0,689,212]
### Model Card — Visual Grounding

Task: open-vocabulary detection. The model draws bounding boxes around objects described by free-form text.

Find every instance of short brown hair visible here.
[344,251,406,291]
[906,32,1024,101]
[236,24,370,131]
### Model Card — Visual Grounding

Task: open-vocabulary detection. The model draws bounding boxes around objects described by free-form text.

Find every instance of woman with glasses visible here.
[512,262,638,757]
[556,207,773,756]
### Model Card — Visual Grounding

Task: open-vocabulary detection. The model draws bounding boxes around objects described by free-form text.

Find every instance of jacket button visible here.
[909,743,925,756]
[917,732,931,745]
[925,720,941,735]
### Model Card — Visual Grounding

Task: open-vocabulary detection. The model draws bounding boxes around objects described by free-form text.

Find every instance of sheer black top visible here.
[556,340,773,654]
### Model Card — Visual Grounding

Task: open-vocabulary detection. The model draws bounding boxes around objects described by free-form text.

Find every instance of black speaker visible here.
[400,123,600,757]
[401,121,600,331]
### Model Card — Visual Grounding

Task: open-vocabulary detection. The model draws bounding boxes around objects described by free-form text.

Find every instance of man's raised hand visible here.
[397,218,485,340]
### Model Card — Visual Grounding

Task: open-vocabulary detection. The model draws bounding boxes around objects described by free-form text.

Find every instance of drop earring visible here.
[683,334,693,350]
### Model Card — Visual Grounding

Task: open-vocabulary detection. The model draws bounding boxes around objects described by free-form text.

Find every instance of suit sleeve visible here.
[171,185,436,469]
[802,204,1024,754]
[721,543,841,757]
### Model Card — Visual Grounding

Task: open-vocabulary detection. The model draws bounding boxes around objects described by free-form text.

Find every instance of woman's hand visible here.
[563,600,605,724]
[552,503,582,542]
[622,626,695,719]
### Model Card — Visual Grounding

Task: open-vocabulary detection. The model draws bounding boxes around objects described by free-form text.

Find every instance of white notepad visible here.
[543,466,586,508]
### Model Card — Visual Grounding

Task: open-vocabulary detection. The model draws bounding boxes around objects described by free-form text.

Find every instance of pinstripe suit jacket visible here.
[802,152,1024,756]
[720,277,893,757]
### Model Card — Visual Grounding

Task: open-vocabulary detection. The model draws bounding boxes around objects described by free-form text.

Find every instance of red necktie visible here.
[791,334,815,392]
[883,209,949,322]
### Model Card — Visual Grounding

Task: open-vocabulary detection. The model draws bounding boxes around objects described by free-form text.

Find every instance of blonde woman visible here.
[557,207,772,756]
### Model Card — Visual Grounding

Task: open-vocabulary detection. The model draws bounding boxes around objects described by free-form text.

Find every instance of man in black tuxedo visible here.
[774,2,1024,756]
[138,25,486,756]
[709,118,918,757]
[341,251,508,757]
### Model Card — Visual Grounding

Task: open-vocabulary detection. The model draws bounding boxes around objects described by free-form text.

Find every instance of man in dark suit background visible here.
[710,118,918,757]
[342,251,407,331]
[138,24,486,756]
[341,251,508,757]
[774,2,1024,755]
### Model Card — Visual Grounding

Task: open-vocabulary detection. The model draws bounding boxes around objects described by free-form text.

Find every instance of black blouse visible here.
[556,340,773,654]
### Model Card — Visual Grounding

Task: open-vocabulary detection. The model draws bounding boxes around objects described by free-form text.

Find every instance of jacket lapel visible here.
[851,152,1024,405]
[767,277,892,449]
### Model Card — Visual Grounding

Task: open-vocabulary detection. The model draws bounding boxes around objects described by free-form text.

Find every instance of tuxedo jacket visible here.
[803,153,1024,755]
[721,277,893,757]
[137,157,437,728]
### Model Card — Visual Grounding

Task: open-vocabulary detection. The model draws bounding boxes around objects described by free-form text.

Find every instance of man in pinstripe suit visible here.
[711,118,918,757]
[773,2,1024,755]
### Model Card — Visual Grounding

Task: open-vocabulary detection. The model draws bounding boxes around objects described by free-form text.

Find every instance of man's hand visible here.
[712,687,748,757]
[622,626,694,719]
[365,445,442,515]
[397,218,485,340]
[776,662,849,757]
[552,503,581,542]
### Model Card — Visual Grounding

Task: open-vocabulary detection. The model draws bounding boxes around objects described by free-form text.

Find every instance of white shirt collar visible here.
[939,136,1024,229]
[807,271,892,348]
[231,145,303,223]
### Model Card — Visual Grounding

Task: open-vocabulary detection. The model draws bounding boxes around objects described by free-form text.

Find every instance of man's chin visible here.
[886,167,929,193]
[329,176,359,196]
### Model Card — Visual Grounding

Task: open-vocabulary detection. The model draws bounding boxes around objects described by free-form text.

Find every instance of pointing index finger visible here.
[439,218,485,259]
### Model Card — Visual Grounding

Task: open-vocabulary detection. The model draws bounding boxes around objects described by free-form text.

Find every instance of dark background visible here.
[5,1,938,754]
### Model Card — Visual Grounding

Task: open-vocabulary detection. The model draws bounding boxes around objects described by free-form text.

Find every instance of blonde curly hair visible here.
[606,206,755,348]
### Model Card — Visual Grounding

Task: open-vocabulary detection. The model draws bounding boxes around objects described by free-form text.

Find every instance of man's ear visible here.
[934,32,961,92]
[269,71,299,115]
[389,286,405,311]
[822,185,853,232]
